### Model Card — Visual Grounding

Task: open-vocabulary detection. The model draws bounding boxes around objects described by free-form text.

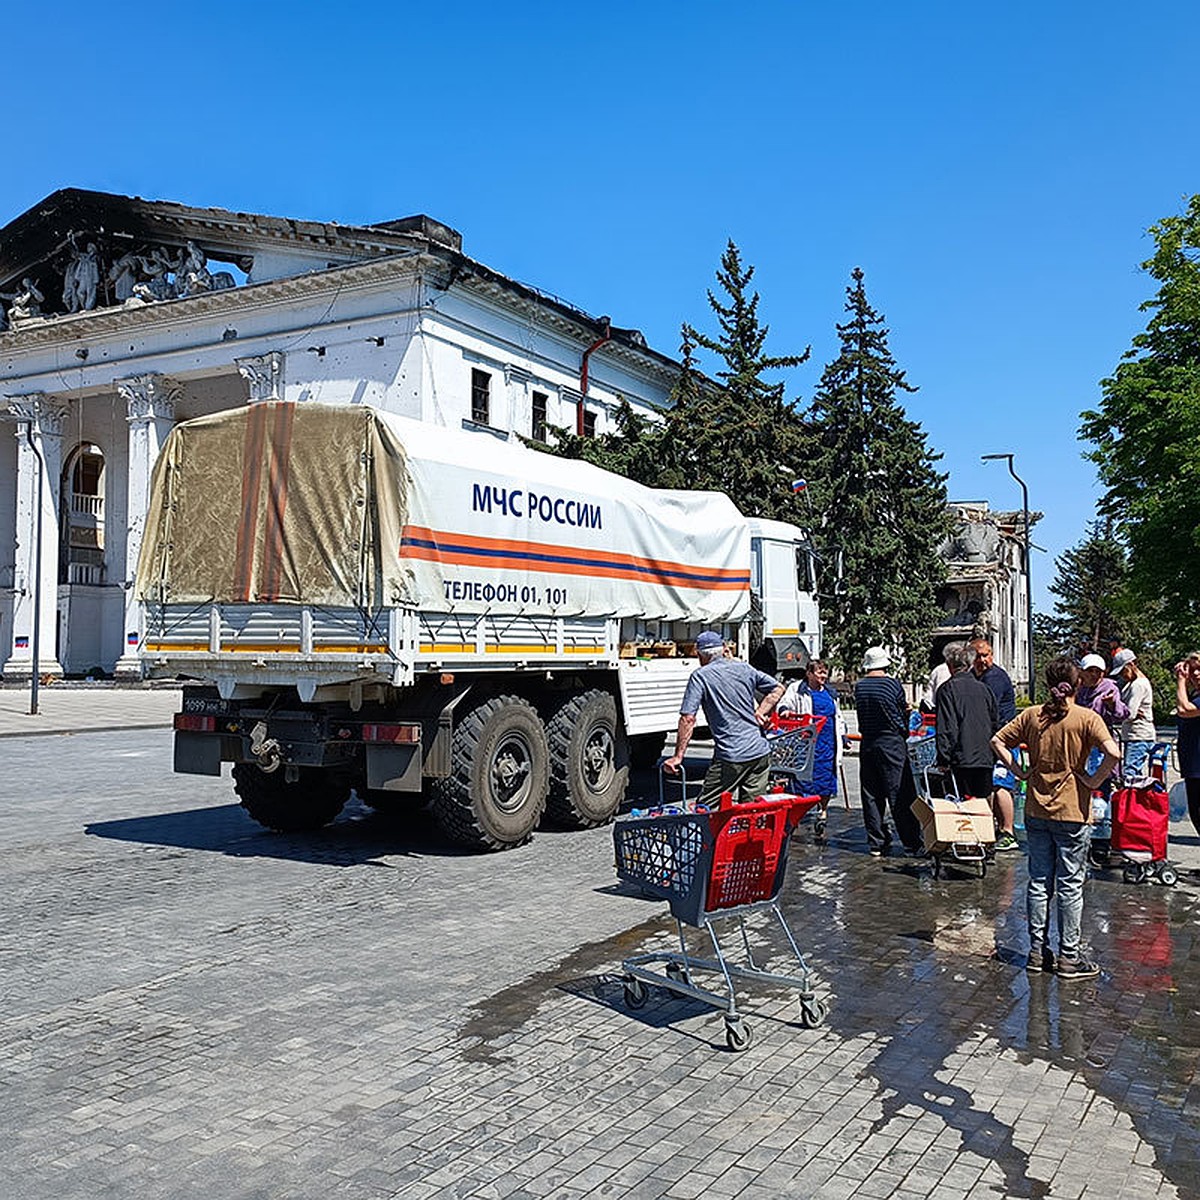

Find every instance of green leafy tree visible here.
[1081,195,1200,649]
[805,268,949,674]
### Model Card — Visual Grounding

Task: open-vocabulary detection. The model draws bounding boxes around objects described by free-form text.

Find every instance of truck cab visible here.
[747,518,822,672]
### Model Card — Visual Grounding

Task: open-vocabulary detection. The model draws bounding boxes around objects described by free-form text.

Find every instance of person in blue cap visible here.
[664,630,785,806]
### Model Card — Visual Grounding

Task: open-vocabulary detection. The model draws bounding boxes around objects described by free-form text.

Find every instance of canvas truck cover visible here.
[137,403,751,623]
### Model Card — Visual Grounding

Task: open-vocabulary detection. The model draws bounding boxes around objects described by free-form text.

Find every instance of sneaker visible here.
[868,848,884,858]
[1025,948,1056,974]
[995,832,1020,853]
[1056,956,1100,980]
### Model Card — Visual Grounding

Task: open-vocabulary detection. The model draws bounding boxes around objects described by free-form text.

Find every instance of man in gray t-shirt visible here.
[664,630,785,806]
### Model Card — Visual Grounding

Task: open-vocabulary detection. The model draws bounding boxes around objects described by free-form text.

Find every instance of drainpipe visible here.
[578,316,612,436]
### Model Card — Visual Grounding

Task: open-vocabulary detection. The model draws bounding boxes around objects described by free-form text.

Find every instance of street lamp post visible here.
[982,453,1035,700]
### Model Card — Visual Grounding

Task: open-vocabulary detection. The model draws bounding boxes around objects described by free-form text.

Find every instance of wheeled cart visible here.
[1110,780,1179,887]
[907,735,993,879]
[612,788,825,1051]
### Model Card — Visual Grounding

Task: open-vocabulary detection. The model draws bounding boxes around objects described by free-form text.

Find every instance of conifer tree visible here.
[806,268,949,674]
[1044,520,1131,653]
[544,243,812,525]
[676,241,812,522]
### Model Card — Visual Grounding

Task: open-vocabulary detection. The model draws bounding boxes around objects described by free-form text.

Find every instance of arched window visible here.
[60,443,106,585]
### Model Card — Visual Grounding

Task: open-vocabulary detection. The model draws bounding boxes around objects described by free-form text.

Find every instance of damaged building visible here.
[0,189,678,679]
[932,501,1040,693]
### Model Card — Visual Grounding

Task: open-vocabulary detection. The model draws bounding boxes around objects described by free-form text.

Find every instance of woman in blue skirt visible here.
[779,658,843,841]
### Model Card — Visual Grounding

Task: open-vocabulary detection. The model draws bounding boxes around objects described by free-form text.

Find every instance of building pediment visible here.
[0,188,461,330]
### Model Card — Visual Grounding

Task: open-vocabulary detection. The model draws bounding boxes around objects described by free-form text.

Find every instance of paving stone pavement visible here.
[0,682,179,737]
[2,709,1200,1199]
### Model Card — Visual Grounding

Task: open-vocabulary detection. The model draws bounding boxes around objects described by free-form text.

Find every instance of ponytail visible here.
[1042,656,1079,723]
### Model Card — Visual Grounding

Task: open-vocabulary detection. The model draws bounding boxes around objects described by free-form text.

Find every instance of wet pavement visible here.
[3,719,1200,1199]
[769,808,1200,1198]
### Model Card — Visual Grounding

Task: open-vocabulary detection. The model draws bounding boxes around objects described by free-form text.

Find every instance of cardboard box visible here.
[911,795,995,851]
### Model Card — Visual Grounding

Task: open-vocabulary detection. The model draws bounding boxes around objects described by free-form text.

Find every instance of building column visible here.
[113,375,179,681]
[3,394,67,681]
[235,351,284,402]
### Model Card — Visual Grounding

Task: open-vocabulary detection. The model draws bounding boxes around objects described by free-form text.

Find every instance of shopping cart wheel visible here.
[799,997,827,1029]
[979,860,988,879]
[1158,864,1179,887]
[665,961,691,987]
[623,977,648,1009]
[1122,863,1146,885]
[931,856,942,880]
[724,1017,753,1052]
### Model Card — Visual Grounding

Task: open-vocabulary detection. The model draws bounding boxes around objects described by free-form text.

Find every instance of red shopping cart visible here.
[1110,780,1179,886]
[613,787,824,1051]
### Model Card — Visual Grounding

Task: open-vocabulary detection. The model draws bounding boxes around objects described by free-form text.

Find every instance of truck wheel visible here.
[232,764,349,832]
[430,695,549,850]
[629,731,668,771]
[546,689,629,828]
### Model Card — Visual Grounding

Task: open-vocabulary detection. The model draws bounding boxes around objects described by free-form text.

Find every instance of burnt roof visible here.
[0,188,677,381]
[0,187,463,285]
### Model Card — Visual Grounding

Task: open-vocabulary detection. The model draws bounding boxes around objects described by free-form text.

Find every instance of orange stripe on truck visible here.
[400,525,749,590]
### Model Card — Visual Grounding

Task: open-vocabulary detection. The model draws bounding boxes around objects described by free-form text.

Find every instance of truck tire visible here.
[546,689,629,828]
[232,764,349,832]
[629,731,668,771]
[430,695,549,850]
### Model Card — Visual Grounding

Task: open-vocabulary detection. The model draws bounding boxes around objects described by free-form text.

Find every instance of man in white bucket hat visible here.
[854,646,923,857]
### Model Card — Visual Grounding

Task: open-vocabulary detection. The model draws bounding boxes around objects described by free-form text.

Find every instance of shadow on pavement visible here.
[84,797,475,865]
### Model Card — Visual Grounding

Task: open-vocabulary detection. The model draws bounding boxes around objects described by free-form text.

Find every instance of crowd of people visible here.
[667,631,1200,979]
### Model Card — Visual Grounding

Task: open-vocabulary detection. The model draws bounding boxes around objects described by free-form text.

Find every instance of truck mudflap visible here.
[174,732,222,776]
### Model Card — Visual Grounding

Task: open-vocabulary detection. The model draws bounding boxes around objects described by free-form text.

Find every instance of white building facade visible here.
[0,190,678,679]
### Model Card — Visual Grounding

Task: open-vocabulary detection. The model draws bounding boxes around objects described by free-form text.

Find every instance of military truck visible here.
[138,403,821,849]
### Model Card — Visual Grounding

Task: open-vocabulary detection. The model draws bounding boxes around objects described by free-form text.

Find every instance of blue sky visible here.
[5,1,1197,607]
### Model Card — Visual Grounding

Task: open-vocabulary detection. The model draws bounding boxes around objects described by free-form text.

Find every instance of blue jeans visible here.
[1025,816,1090,960]
[1123,740,1154,781]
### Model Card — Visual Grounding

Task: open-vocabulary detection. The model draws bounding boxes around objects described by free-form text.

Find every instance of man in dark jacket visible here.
[969,637,1020,851]
[854,646,923,857]
[936,644,1000,804]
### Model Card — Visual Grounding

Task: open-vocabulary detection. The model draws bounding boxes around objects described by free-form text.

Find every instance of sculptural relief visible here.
[62,238,101,312]
[0,234,239,328]
[134,246,178,301]
[1,277,45,323]
[107,251,142,302]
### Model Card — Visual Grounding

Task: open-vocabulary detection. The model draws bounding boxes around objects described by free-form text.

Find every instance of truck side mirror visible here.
[833,549,847,597]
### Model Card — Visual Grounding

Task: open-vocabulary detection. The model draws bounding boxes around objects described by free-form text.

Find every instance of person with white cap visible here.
[664,631,785,807]
[853,646,923,857]
[1076,653,1129,732]
[1075,651,1129,863]
[1111,648,1155,779]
